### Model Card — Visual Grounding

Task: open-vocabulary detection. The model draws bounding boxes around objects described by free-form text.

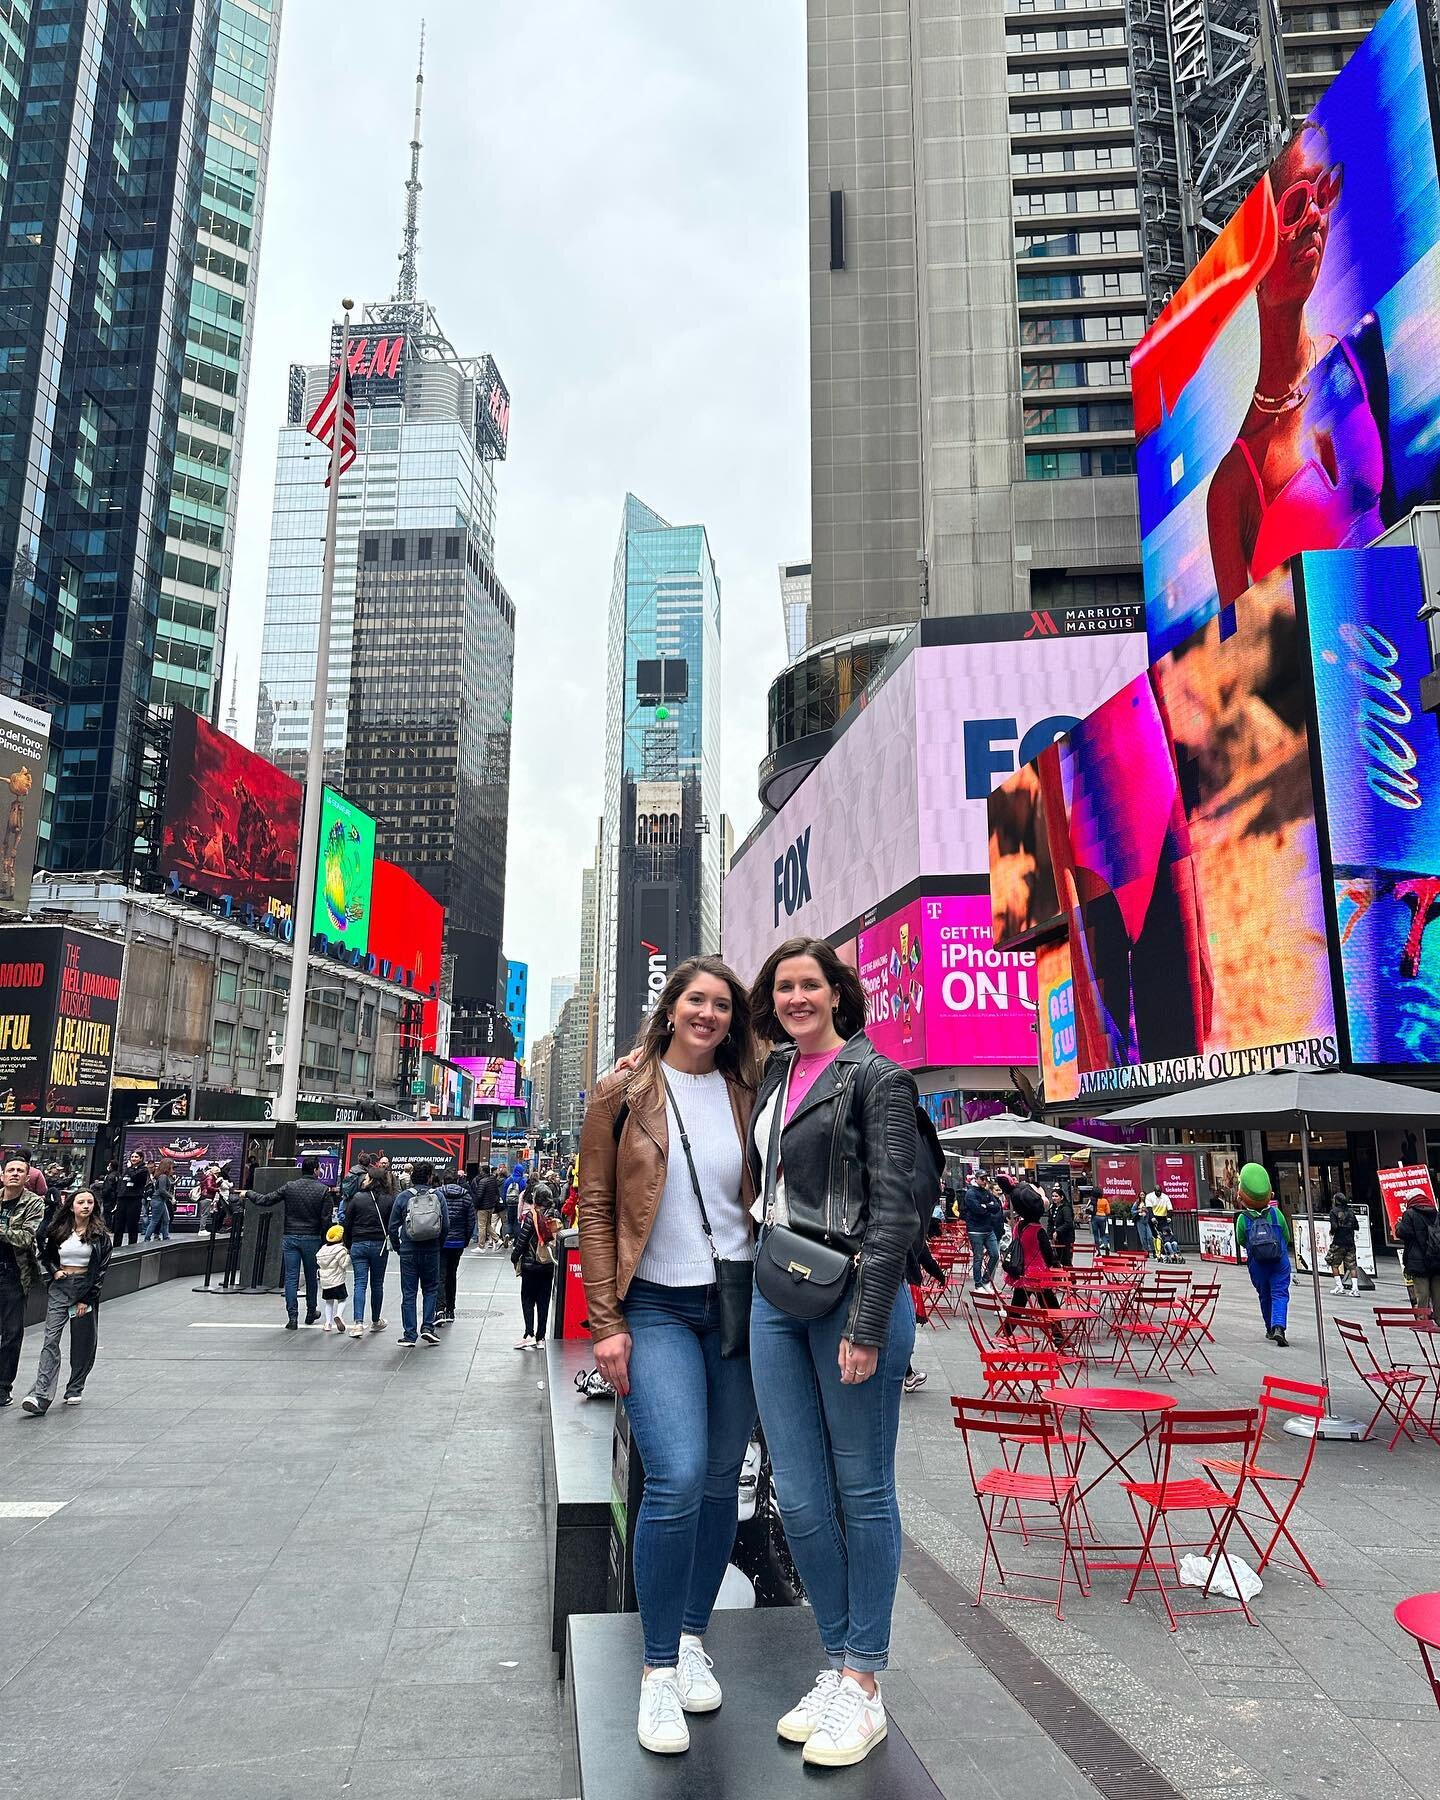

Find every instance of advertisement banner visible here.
[1199,1212,1240,1263]
[858,900,925,1067]
[1292,1203,1377,1277]
[1154,1152,1200,1213]
[0,925,122,1120]
[1302,547,1440,1063]
[342,1129,469,1181]
[160,709,301,921]
[1376,1162,1436,1232]
[0,693,51,916]
[1097,1153,1143,1207]
[455,1057,519,1106]
[1133,0,1440,659]
[314,787,375,955]
[122,1128,247,1224]
[1036,938,1079,1105]
[369,858,444,1047]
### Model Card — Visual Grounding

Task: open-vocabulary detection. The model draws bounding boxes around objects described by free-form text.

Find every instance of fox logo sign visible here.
[772,828,813,928]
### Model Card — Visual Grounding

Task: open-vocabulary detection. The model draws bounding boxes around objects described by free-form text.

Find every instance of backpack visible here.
[1002,1229,1027,1283]
[405,1186,444,1244]
[1245,1207,1283,1265]
[1422,1212,1440,1273]
[503,1177,523,1208]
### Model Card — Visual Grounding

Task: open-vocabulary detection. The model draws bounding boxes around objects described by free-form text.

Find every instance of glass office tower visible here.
[0,0,282,869]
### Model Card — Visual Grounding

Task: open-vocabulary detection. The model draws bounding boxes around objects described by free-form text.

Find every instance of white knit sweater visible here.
[634,1068,751,1287]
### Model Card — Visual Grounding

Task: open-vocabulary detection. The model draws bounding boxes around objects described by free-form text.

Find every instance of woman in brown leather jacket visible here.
[578,955,757,1757]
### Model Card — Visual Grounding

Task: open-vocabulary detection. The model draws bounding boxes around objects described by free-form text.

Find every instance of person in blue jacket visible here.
[1234,1162,1291,1348]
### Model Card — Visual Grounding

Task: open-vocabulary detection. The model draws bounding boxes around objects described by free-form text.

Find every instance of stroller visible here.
[1154,1209,1184,1263]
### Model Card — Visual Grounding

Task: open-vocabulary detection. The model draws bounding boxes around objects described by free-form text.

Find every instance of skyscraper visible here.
[548,972,578,1033]
[0,1,282,869]
[779,561,812,660]
[597,497,721,1069]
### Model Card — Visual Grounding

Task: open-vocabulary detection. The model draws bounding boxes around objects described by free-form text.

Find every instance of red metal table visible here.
[1041,1385,1179,1574]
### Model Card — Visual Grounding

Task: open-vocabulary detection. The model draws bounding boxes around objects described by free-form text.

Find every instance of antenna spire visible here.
[395,21,425,302]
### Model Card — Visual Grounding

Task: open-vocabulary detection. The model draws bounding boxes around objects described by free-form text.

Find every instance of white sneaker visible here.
[637,1667,689,1754]
[370,1318,387,1332]
[515,1336,534,1351]
[802,1674,887,1767]
[777,1668,842,1743]
[349,1324,366,1338]
[1331,1280,1344,1295]
[1348,1282,1360,1297]
[676,1634,721,1713]
[62,1393,83,1406]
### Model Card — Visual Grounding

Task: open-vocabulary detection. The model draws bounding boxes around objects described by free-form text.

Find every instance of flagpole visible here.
[273,299,353,1161]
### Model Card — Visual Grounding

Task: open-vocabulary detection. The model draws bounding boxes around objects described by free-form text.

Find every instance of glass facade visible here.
[0,1,280,870]
[598,495,721,1068]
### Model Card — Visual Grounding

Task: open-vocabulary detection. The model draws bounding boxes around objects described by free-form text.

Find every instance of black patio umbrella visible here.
[1107,1067,1440,1435]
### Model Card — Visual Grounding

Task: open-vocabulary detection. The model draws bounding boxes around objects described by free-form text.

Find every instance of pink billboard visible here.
[454,1057,518,1105]
[859,895,1039,1070]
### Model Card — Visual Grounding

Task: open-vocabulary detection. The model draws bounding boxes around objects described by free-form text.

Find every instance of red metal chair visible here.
[1395,1592,1440,1712]
[963,1294,1007,1354]
[1113,1282,1186,1380]
[1170,1282,1223,1376]
[1199,1375,1326,1586]
[1373,1306,1440,1436]
[1122,1407,1262,1631]
[952,1395,1088,1619]
[1336,1318,1430,1450]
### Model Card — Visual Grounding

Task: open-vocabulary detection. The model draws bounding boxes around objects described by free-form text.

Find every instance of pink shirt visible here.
[784,1046,843,1123]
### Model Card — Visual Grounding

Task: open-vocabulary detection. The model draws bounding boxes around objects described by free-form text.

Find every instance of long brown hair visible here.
[750,937,868,1045]
[46,1189,110,1251]
[624,955,757,1094]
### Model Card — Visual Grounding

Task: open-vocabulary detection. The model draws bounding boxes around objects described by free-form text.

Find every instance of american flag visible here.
[306,365,356,484]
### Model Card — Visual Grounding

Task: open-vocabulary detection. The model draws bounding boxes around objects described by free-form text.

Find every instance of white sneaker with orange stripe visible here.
[801,1674,887,1767]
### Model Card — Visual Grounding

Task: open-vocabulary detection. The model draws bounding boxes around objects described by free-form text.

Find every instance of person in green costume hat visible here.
[1233,1162,1292,1347]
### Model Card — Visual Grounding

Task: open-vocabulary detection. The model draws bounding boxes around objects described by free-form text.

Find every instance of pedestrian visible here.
[1001,1183,1063,1338]
[963,1173,1002,1292]
[1,1151,46,1408]
[1396,1186,1440,1324]
[904,1229,948,1395]
[143,1159,173,1241]
[20,1187,111,1414]
[1092,1191,1112,1253]
[342,1161,391,1337]
[745,937,920,1770]
[511,1187,559,1349]
[316,1225,352,1333]
[339,1150,374,1223]
[115,1151,151,1247]
[1326,1191,1361,1298]
[268,1156,335,1329]
[1233,1162,1292,1347]
[502,1163,525,1246]
[1047,1185,1076,1269]
[580,955,758,1757]
[96,1160,120,1233]
[388,1158,448,1346]
[473,1162,502,1251]
[437,1167,476,1323]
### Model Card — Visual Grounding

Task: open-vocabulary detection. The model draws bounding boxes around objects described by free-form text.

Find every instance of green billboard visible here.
[314,787,375,955]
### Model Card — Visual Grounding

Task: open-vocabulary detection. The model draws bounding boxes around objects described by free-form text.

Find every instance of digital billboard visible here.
[722,619,1148,981]
[1133,0,1440,660]
[455,1057,519,1106]
[0,925,123,1119]
[160,709,302,921]
[368,858,444,1048]
[0,694,51,916]
[1036,937,1079,1106]
[1302,544,1440,1063]
[314,788,375,955]
[991,566,1339,1097]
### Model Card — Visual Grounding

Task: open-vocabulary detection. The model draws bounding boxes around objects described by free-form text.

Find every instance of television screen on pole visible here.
[160,709,302,921]
[1132,0,1440,660]
[368,858,444,1047]
[314,788,375,955]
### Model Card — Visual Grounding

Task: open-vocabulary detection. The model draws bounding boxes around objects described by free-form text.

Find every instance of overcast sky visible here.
[226,0,808,1039]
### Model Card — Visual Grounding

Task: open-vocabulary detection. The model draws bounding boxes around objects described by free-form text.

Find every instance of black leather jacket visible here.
[747,1034,920,1348]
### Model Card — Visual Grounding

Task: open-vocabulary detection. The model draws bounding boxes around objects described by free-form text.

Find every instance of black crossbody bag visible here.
[661,1073,753,1360]
[754,1058,856,1320]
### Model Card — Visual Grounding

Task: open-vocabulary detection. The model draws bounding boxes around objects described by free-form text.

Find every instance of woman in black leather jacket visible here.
[744,936,919,1770]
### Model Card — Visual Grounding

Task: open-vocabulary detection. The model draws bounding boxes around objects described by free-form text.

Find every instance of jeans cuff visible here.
[840,1649,889,1674]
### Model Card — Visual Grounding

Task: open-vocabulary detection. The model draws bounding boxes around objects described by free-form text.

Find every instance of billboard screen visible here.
[1133,0,1440,660]
[723,621,1149,981]
[1036,937,1079,1105]
[368,858,444,1048]
[993,566,1339,1098]
[0,925,122,1119]
[122,1128,247,1221]
[314,787,375,955]
[455,1057,519,1106]
[0,694,51,916]
[1302,544,1440,1063]
[160,709,302,920]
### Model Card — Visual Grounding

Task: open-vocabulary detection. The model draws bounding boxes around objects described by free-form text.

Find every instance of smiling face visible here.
[772,955,840,1051]
[1261,129,1336,308]
[668,972,733,1062]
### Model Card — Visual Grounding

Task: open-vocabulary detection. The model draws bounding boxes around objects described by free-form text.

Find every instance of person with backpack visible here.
[437,1169,477,1324]
[502,1164,526,1246]
[511,1186,558,1348]
[342,1161,391,1336]
[1396,1187,1440,1325]
[339,1151,375,1223]
[388,1159,449,1345]
[1327,1191,1361,1298]
[1233,1162,1291,1347]
[1000,1185,1062,1340]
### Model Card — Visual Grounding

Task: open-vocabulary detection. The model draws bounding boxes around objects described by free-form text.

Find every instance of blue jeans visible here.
[1248,1253,1291,1331]
[622,1279,758,1667]
[143,1204,170,1241]
[283,1234,322,1321]
[1091,1219,1110,1251]
[751,1278,914,1673]
[399,1243,439,1338]
[970,1230,999,1287]
[351,1240,387,1325]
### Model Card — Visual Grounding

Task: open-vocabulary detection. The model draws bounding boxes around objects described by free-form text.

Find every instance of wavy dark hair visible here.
[46,1189,110,1251]
[625,955,757,1092]
[750,937,867,1046]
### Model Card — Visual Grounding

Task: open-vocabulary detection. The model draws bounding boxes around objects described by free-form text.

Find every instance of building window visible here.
[216,960,239,1004]
[343,995,358,1034]
[362,1002,376,1038]
[363,537,379,563]
[237,1025,260,1070]
[391,537,406,562]
[355,1049,372,1085]
[211,1018,235,1061]
[340,1047,355,1083]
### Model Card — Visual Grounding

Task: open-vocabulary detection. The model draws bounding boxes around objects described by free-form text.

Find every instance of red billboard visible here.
[1153,1152,1200,1214]
[369,858,443,1050]
[160,709,301,922]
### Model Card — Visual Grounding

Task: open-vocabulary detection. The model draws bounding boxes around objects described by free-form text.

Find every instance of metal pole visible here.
[1299,1112,1329,1395]
[274,301,353,1159]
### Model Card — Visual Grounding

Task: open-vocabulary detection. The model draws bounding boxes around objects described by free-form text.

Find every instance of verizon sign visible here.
[1169,0,1209,95]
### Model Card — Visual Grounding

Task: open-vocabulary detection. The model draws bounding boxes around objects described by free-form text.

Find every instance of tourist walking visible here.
[1047,1185,1076,1269]
[963,1173,1003,1293]
[143,1159,174,1241]
[579,955,758,1758]
[342,1162,391,1336]
[268,1157,336,1329]
[1327,1192,1361,1297]
[1396,1186,1440,1324]
[316,1225,352,1332]
[511,1188,558,1348]
[1,1152,45,1408]
[470,1162,498,1251]
[1001,1184,1063,1338]
[1234,1163,1292,1346]
[437,1168,477,1323]
[115,1151,151,1247]
[21,1187,111,1414]
[388,1160,448,1345]
[746,937,920,1770]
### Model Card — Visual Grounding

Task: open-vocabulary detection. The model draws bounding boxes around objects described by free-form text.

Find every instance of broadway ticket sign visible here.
[0,924,124,1120]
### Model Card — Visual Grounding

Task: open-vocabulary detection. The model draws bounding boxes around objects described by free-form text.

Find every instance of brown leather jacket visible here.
[578,1065,756,1343]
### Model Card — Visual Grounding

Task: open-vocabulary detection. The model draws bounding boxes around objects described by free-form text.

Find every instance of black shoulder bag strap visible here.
[659,1071,753,1360]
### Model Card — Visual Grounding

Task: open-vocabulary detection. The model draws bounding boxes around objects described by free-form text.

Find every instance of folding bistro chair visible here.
[1122,1407,1262,1631]
[952,1396,1088,1619]
[1373,1307,1440,1436]
[1336,1318,1430,1450]
[1394,1593,1440,1713]
[964,1293,1008,1354]
[1170,1281,1222,1376]
[1113,1282,1186,1380]
[978,1348,1092,1533]
[1199,1375,1326,1586]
